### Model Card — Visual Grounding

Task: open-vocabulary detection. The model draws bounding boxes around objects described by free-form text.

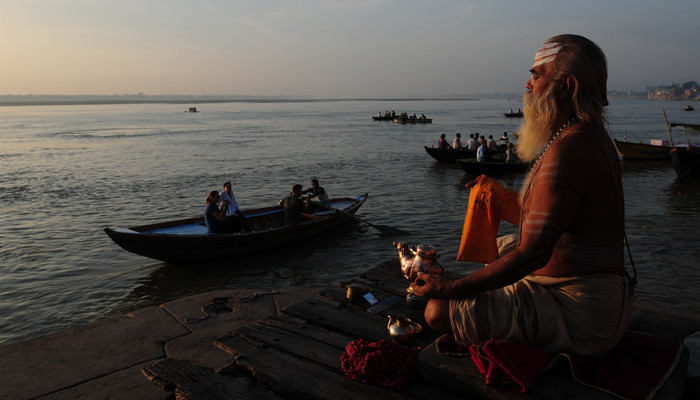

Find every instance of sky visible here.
[1,0,698,98]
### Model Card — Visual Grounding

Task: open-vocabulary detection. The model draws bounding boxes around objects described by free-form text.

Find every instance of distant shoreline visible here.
[0,96,484,107]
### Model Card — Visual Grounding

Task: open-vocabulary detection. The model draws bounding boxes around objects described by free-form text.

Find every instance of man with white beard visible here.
[412,34,633,357]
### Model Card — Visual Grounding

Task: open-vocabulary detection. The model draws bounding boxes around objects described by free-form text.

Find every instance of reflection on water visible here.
[1,98,699,345]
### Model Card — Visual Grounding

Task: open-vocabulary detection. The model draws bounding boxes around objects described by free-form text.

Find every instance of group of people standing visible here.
[204,179,331,233]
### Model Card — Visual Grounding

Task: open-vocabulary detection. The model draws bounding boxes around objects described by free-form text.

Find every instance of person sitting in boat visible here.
[302,179,331,212]
[204,191,241,233]
[420,113,427,120]
[452,133,463,149]
[412,34,633,359]
[438,133,451,150]
[487,135,499,151]
[500,132,510,146]
[505,142,518,163]
[466,134,477,150]
[283,184,320,226]
[476,137,487,162]
[219,181,251,231]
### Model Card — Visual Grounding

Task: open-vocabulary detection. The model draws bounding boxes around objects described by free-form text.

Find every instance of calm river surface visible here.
[1,98,699,345]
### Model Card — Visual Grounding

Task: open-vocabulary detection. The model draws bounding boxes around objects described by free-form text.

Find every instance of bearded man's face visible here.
[515,79,561,162]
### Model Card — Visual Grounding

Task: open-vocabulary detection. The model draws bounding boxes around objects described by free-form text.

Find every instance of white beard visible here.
[515,83,560,162]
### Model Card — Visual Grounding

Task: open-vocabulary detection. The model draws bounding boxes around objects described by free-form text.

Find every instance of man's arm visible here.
[413,132,589,298]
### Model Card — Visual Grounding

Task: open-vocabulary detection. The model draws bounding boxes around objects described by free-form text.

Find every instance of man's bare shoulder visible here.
[551,126,611,158]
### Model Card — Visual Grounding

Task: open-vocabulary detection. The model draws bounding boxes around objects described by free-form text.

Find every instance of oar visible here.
[312,201,410,236]
[663,109,675,147]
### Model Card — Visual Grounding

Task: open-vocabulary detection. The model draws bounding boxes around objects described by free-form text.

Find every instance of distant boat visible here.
[372,115,394,121]
[394,115,432,124]
[684,105,695,111]
[188,107,198,113]
[503,110,523,118]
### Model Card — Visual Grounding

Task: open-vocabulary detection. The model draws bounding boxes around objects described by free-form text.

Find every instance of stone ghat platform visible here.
[1,259,698,400]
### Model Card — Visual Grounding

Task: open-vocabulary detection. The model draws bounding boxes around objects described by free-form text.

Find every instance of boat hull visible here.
[503,112,523,118]
[670,148,700,180]
[424,146,506,163]
[613,139,673,160]
[424,146,476,162]
[456,158,530,175]
[394,118,432,124]
[105,194,368,263]
[613,139,700,160]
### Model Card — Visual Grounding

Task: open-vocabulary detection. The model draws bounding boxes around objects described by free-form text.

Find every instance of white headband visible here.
[533,42,563,67]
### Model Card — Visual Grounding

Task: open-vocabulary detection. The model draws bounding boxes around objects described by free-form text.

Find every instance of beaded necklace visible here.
[529,117,579,173]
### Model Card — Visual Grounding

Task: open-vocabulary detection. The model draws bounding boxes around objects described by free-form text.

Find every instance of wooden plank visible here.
[218,316,465,400]
[359,259,410,295]
[141,358,282,400]
[232,318,351,369]
[319,285,412,318]
[281,298,440,347]
[216,331,423,400]
[254,315,355,349]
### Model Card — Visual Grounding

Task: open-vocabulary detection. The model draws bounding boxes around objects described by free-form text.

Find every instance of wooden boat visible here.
[456,157,530,175]
[614,120,700,160]
[424,146,506,163]
[105,194,368,263]
[393,116,432,124]
[684,105,695,111]
[188,107,198,112]
[424,146,476,163]
[503,110,523,118]
[670,122,700,132]
[613,139,677,160]
[372,115,394,121]
[670,147,700,180]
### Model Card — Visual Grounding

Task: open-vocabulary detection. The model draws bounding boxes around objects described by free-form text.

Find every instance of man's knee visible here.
[424,298,452,333]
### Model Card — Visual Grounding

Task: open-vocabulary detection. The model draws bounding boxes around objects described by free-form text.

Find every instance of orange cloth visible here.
[457,175,521,263]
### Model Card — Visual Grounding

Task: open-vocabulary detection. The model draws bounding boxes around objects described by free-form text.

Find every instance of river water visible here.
[1,98,698,345]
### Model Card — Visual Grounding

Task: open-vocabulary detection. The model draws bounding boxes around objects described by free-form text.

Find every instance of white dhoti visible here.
[449,273,634,357]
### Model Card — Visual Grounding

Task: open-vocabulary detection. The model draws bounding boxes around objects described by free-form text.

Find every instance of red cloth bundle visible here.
[341,339,422,391]
[466,332,682,400]
[469,338,552,394]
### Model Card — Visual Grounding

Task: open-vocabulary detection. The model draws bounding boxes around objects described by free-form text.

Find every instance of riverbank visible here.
[1,259,698,400]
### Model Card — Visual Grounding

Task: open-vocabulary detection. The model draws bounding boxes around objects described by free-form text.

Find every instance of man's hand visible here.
[411,272,452,298]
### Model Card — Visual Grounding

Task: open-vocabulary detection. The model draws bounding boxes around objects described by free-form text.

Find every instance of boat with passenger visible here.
[503,109,523,118]
[424,146,505,163]
[105,194,368,263]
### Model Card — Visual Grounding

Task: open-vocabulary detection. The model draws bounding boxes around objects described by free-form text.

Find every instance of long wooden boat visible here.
[613,139,674,160]
[424,146,476,162]
[424,146,506,163]
[105,194,368,263]
[613,139,700,160]
[670,148,700,180]
[372,115,394,121]
[503,110,523,118]
[394,117,432,124]
[456,158,530,175]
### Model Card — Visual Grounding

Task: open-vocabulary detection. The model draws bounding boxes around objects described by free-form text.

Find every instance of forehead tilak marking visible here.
[533,42,563,67]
